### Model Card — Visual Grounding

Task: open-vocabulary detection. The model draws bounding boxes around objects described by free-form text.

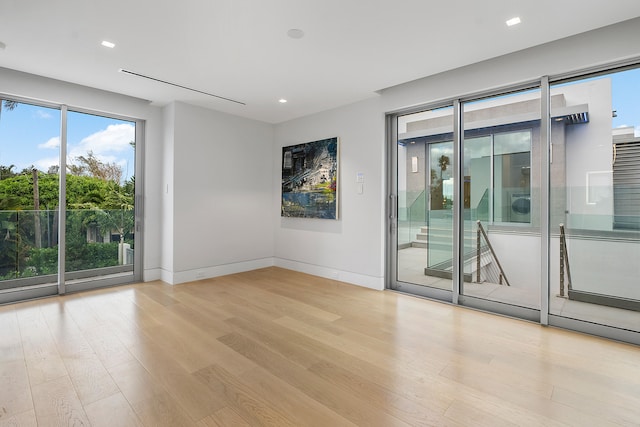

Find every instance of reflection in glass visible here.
[549,68,640,333]
[0,100,60,288]
[494,131,531,224]
[461,90,541,310]
[397,107,454,291]
[65,111,136,282]
[427,141,453,270]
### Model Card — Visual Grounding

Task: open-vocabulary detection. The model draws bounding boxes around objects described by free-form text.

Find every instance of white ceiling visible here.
[1,1,640,124]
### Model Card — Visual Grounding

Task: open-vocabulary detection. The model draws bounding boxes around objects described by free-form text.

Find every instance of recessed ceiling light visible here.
[101,40,116,48]
[506,17,521,27]
[287,29,304,39]
[279,99,288,103]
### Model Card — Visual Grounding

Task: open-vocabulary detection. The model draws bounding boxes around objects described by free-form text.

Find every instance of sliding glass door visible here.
[0,100,61,295]
[0,97,142,302]
[64,110,138,292]
[388,62,640,344]
[460,89,542,316]
[392,106,455,299]
[548,67,640,339]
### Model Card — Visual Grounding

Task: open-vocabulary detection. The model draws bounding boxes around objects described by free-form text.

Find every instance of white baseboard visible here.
[147,258,384,290]
[168,258,276,285]
[160,268,174,284]
[143,268,162,282]
[274,258,384,290]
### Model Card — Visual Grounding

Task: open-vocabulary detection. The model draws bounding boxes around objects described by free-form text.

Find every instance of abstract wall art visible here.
[281,137,339,219]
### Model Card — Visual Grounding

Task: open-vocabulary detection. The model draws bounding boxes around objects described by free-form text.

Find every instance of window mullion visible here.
[58,105,67,295]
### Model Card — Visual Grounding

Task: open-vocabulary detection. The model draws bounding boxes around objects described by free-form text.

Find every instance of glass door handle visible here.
[389,195,396,219]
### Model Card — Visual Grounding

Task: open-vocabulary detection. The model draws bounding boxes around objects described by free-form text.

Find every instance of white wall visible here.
[0,67,164,282]
[160,102,175,281]
[272,17,640,292]
[167,102,275,284]
[381,18,640,113]
[561,238,640,300]
[558,79,615,230]
[489,232,541,291]
[273,98,386,290]
[3,17,640,292]
[0,70,277,286]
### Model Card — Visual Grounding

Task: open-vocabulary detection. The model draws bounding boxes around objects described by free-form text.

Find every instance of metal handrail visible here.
[476,220,511,286]
[559,223,573,297]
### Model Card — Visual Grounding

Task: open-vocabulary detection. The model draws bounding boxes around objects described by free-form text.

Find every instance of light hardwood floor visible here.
[1,267,639,426]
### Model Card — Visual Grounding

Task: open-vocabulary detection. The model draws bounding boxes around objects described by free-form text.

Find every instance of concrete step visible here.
[415,233,477,244]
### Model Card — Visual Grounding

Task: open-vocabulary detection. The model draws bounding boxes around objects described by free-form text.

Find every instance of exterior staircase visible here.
[412,225,476,249]
[413,223,497,283]
[424,249,493,282]
[412,225,429,248]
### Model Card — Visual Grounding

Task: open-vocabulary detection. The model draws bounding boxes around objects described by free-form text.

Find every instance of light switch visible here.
[357,183,364,194]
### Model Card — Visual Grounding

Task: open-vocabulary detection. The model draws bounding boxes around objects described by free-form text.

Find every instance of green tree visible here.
[94,180,134,264]
[69,151,123,183]
[438,155,450,179]
[0,148,135,277]
[0,164,17,180]
[0,171,60,208]
[0,194,21,277]
[0,99,18,124]
[66,174,112,207]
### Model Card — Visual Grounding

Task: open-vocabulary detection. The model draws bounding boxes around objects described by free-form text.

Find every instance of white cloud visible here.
[65,123,135,181]
[70,123,135,157]
[36,110,53,119]
[33,156,59,172]
[38,136,60,149]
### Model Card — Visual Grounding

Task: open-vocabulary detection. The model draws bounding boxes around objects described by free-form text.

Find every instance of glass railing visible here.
[65,208,135,272]
[397,190,427,248]
[0,208,134,289]
[551,218,640,302]
[0,209,57,281]
[408,190,427,245]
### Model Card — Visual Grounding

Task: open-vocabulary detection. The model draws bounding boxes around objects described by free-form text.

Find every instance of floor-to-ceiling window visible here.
[0,97,143,303]
[388,61,640,344]
[548,67,640,340]
[0,100,61,296]
[392,105,455,299]
[460,89,541,315]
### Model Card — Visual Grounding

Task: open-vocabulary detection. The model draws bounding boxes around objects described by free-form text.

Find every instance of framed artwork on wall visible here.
[281,137,339,219]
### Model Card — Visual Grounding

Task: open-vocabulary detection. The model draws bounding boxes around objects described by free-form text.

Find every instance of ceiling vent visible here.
[119,69,246,105]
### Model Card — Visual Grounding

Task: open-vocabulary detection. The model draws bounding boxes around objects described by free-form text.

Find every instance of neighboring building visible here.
[397,77,640,304]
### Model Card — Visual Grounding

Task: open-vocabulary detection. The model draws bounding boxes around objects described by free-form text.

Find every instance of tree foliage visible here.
[68,151,122,183]
[0,170,116,209]
[438,155,450,174]
[1,101,135,279]
[0,156,135,279]
[2,100,18,111]
[0,164,17,180]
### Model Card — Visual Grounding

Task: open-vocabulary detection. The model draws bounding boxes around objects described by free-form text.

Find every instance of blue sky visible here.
[0,102,135,182]
[551,68,640,134]
[610,67,640,133]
